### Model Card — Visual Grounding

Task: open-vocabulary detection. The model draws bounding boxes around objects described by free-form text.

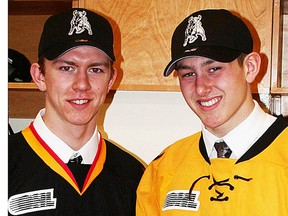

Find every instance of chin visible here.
[201,117,223,129]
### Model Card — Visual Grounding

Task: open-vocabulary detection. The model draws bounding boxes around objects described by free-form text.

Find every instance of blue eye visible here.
[183,72,196,77]
[209,67,220,73]
[60,66,74,72]
[90,68,103,73]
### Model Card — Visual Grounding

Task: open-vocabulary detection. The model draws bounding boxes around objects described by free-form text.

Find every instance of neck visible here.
[43,116,97,151]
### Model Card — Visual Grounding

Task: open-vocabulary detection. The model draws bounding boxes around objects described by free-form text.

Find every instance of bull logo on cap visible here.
[68,10,93,36]
[183,15,206,47]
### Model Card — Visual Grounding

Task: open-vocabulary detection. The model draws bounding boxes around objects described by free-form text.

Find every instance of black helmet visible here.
[8,49,32,82]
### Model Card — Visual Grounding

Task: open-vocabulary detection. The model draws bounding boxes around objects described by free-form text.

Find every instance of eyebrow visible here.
[201,59,216,67]
[176,58,216,70]
[52,59,110,68]
[89,61,110,68]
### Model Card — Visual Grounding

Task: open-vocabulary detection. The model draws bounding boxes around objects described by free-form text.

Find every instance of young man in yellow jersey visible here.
[136,9,288,215]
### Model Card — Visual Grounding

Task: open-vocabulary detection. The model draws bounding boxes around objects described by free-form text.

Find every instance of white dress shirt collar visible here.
[33,108,99,164]
[203,100,276,159]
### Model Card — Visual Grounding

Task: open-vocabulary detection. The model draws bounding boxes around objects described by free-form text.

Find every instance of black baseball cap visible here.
[38,8,115,61]
[164,9,253,76]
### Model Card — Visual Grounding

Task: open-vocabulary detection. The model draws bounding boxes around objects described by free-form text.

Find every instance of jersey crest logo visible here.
[183,15,206,47]
[8,188,57,215]
[68,10,93,36]
[162,190,200,211]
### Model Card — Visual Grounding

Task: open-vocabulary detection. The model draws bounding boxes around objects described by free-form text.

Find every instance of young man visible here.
[8,8,144,215]
[136,9,288,215]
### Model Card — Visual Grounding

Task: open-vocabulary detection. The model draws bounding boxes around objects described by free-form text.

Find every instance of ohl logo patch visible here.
[8,188,57,215]
[162,190,200,211]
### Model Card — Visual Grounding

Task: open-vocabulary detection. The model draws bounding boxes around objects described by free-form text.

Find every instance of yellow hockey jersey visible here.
[136,116,288,216]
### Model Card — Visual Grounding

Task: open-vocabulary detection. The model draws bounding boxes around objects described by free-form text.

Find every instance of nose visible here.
[72,71,91,91]
[195,76,212,96]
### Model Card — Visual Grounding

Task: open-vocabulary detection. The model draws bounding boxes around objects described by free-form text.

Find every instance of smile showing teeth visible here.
[200,97,220,107]
[71,99,88,105]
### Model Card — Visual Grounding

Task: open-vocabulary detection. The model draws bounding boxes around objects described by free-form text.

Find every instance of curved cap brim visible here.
[163,46,241,77]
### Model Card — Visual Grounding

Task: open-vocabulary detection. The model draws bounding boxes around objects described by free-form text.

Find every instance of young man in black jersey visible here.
[8,8,144,215]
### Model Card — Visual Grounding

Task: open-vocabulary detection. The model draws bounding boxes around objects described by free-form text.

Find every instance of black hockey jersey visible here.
[9,123,145,215]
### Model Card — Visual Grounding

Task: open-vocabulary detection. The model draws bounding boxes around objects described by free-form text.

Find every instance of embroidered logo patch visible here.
[162,190,200,211]
[8,189,57,215]
[69,10,93,36]
[183,15,206,47]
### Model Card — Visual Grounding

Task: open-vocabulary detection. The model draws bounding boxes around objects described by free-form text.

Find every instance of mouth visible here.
[198,96,221,107]
[70,99,89,105]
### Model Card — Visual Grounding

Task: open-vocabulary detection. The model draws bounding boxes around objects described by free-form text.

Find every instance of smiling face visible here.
[31,46,116,131]
[176,54,259,137]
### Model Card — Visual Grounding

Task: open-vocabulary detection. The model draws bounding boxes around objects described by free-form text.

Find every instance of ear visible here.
[107,67,117,93]
[30,63,47,92]
[244,52,261,84]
